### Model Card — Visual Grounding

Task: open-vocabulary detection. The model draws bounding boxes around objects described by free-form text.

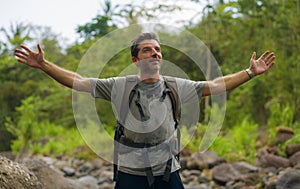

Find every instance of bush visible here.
[208,118,258,163]
[5,96,95,159]
[267,103,295,142]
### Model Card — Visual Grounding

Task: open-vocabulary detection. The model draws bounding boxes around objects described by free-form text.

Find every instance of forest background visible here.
[0,0,299,164]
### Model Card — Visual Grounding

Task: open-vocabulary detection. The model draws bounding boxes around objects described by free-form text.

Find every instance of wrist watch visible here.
[245,68,253,79]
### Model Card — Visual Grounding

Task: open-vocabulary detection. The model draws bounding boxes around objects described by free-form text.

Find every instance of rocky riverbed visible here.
[1,149,300,189]
[1,126,300,189]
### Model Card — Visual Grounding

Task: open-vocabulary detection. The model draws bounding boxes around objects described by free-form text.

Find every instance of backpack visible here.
[113,75,181,186]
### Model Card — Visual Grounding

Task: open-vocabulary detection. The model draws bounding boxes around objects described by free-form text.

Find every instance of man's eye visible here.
[143,48,151,52]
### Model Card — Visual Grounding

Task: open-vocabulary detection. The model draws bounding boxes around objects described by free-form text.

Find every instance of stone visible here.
[289,151,300,167]
[212,162,260,186]
[257,154,290,168]
[98,182,115,189]
[23,157,84,189]
[187,151,225,170]
[212,163,240,185]
[286,144,300,156]
[62,166,76,177]
[275,126,294,144]
[262,174,278,189]
[78,175,98,189]
[0,156,42,189]
[276,169,300,189]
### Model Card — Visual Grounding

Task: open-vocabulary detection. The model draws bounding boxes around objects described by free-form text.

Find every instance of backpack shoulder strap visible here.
[162,76,181,182]
[113,75,138,182]
[163,76,181,126]
[118,75,138,124]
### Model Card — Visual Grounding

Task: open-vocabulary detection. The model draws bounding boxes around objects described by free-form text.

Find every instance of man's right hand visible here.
[15,44,45,69]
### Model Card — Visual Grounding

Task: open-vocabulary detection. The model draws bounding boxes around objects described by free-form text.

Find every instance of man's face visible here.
[133,39,162,74]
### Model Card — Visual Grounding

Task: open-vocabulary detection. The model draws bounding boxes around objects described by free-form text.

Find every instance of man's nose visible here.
[151,48,159,57]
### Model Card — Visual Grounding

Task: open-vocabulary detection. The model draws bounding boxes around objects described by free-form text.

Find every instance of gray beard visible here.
[138,59,161,75]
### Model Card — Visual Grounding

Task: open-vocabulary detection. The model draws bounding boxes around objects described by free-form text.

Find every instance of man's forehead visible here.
[137,39,160,48]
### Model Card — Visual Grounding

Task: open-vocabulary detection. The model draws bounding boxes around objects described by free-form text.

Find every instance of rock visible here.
[186,151,225,170]
[0,151,16,160]
[212,162,260,186]
[100,170,114,181]
[257,154,290,168]
[262,175,278,189]
[76,161,95,177]
[289,151,300,167]
[0,156,42,189]
[62,166,76,177]
[212,163,240,185]
[286,144,300,156]
[276,169,300,189]
[78,175,98,189]
[275,126,294,144]
[226,180,248,189]
[199,169,212,183]
[22,157,84,189]
[90,158,104,169]
[232,162,258,173]
[98,182,115,189]
[184,183,210,189]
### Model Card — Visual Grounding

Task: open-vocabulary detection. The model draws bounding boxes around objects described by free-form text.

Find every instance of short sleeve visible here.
[175,78,205,104]
[90,77,116,100]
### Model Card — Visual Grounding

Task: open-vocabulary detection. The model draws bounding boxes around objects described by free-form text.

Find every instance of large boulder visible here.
[22,157,84,189]
[0,156,42,189]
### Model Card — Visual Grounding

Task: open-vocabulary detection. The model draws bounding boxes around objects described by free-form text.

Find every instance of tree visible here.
[76,0,122,40]
[0,22,32,55]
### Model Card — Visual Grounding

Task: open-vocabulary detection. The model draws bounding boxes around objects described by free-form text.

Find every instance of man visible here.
[15,33,275,189]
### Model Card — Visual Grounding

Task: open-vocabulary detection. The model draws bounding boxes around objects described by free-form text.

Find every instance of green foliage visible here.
[183,117,258,163]
[267,103,295,128]
[1,0,300,164]
[181,123,209,152]
[209,118,258,163]
[76,0,120,40]
[0,22,33,52]
[277,122,300,157]
[5,96,40,157]
[76,119,115,160]
[5,96,94,159]
[267,103,296,142]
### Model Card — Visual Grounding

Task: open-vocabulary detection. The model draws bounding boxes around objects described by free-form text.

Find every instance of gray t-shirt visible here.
[90,75,204,176]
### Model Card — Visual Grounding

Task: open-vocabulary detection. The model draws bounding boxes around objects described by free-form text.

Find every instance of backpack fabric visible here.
[113,75,181,186]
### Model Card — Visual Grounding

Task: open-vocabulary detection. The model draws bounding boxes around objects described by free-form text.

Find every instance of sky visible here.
[0,0,101,45]
[0,0,205,46]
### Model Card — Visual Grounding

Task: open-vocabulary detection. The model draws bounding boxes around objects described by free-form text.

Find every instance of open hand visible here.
[15,44,45,69]
[250,51,276,76]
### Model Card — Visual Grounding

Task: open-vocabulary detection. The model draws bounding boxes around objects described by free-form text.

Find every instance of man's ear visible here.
[132,56,138,63]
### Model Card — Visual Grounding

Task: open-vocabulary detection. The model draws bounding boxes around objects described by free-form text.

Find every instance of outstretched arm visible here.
[15,44,92,93]
[202,50,276,96]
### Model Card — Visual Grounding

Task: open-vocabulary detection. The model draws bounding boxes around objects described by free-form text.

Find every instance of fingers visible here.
[15,49,27,56]
[37,43,43,54]
[266,55,275,65]
[264,51,275,67]
[260,50,270,59]
[14,48,28,63]
[20,44,32,53]
[251,52,256,61]
[14,53,27,64]
[15,45,30,61]
[16,58,27,64]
